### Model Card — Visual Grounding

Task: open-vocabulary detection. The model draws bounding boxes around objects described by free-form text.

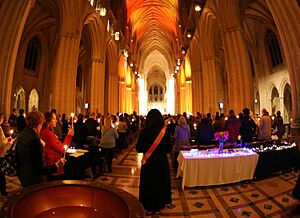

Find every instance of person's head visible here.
[179,116,187,124]
[51,108,57,114]
[242,108,250,116]
[261,108,267,115]
[145,109,164,129]
[77,113,84,122]
[229,109,235,116]
[104,116,112,126]
[62,113,66,120]
[19,109,25,115]
[12,108,17,114]
[26,111,44,135]
[44,111,57,128]
[0,112,4,125]
[276,111,281,116]
[89,112,95,118]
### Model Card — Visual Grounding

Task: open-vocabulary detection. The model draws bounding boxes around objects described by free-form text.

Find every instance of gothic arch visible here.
[83,12,106,59]
[28,88,39,111]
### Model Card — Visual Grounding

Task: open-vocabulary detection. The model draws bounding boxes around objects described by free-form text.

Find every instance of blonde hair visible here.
[104,116,112,127]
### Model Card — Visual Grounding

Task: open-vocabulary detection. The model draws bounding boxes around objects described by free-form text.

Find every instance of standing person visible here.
[0,112,15,196]
[16,109,26,133]
[99,116,118,173]
[196,115,214,145]
[15,111,66,187]
[136,109,172,214]
[61,113,69,140]
[51,108,63,141]
[239,108,256,146]
[273,111,285,143]
[40,111,74,181]
[225,109,241,143]
[8,108,18,131]
[117,116,128,150]
[73,113,88,149]
[173,116,190,171]
[85,112,101,178]
[257,108,272,141]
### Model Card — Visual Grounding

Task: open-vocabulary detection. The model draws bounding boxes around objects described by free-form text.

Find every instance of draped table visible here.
[176,148,259,189]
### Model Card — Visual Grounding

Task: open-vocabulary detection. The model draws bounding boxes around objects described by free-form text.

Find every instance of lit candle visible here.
[9,129,14,136]
[63,145,68,159]
[71,113,75,127]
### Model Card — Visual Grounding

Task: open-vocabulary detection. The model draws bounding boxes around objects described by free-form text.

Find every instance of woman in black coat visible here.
[136,109,172,213]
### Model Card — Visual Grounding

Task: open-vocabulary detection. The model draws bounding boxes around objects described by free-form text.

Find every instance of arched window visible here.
[24,37,40,71]
[265,30,283,68]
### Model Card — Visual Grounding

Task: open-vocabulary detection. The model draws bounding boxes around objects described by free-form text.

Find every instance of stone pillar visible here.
[191,70,202,114]
[119,81,126,113]
[51,34,81,114]
[90,58,105,114]
[107,73,118,114]
[126,86,132,113]
[216,0,253,112]
[185,80,193,113]
[222,28,253,112]
[202,58,218,113]
[265,0,300,140]
[0,0,35,115]
[180,86,186,114]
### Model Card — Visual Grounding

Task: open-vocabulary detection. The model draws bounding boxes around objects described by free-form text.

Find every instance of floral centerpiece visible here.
[214,131,229,153]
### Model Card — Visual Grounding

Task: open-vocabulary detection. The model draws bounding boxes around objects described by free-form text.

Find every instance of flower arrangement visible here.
[214,131,229,142]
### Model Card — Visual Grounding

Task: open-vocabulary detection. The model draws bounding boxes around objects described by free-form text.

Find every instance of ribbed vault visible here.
[126,0,178,77]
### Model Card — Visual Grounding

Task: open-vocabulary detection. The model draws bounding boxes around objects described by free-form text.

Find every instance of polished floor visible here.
[1,144,300,217]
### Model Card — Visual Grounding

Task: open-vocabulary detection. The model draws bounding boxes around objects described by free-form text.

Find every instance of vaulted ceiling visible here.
[126,0,180,78]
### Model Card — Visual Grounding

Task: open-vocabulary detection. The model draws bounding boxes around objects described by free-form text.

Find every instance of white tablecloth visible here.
[176,149,259,189]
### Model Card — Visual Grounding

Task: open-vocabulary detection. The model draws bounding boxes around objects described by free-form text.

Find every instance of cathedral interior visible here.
[1,0,300,217]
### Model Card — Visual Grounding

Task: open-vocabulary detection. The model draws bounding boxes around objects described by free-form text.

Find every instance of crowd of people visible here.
[0,106,290,214]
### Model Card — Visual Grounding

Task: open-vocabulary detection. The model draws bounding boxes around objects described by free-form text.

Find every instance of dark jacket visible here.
[15,127,57,187]
[136,127,172,212]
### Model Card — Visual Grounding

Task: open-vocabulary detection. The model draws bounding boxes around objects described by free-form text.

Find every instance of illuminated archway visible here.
[28,88,39,111]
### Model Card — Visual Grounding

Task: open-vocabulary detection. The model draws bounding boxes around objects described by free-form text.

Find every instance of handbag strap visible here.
[141,126,167,165]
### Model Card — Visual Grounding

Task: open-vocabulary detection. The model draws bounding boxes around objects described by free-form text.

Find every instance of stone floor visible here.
[1,144,300,218]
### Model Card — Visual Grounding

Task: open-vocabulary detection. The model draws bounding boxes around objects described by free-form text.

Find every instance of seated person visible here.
[16,111,66,187]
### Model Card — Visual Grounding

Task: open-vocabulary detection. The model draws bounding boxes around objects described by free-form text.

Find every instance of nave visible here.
[1,143,300,218]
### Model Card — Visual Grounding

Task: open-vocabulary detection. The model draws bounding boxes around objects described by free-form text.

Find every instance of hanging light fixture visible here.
[194,2,201,12]
[95,0,106,17]
[187,31,192,38]
[111,31,119,41]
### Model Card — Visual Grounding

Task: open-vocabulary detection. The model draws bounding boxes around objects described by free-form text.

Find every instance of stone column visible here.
[90,58,105,114]
[126,86,132,113]
[221,28,253,112]
[185,80,193,113]
[0,0,35,115]
[119,81,126,113]
[202,58,218,113]
[216,0,253,112]
[51,34,80,114]
[265,0,300,139]
[191,70,203,113]
[107,73,118,114]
